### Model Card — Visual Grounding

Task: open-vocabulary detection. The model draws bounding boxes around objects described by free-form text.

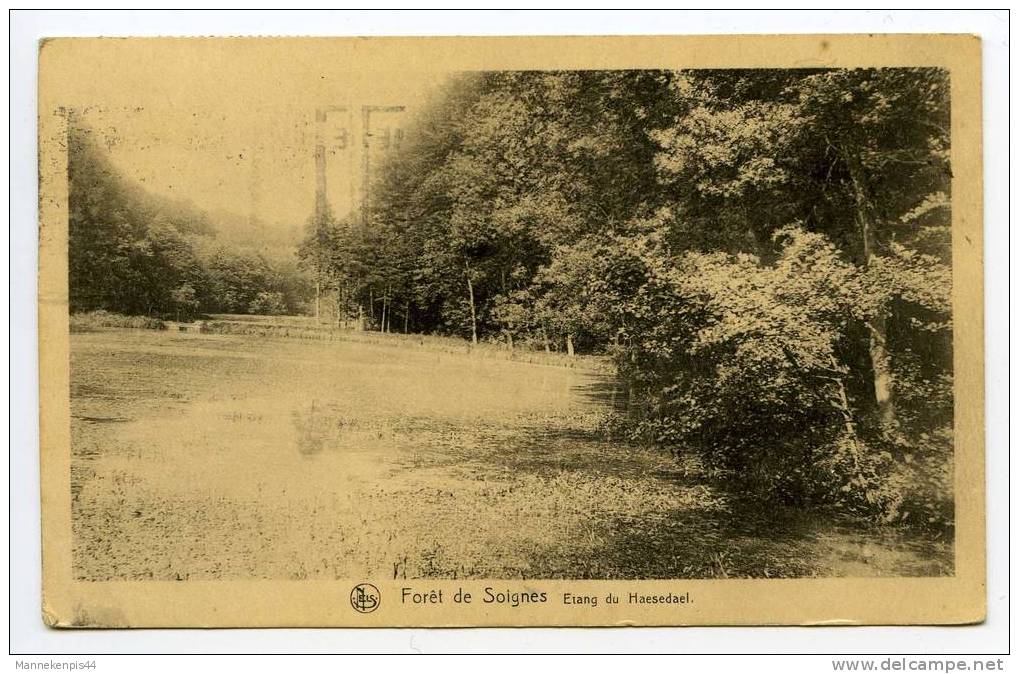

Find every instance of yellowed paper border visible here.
[38,34,984,628]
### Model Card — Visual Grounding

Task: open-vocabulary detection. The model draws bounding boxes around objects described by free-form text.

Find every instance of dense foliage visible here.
[301,69,953,528]
[68,118,312,320]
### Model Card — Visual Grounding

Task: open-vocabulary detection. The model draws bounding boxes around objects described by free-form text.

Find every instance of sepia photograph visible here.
[34,33,986,629]
[66,66,956,583]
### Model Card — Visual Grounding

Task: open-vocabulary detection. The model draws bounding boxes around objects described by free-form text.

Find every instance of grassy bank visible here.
[70,310,166,333]
[69,310,611,372]
[202,314,613,372]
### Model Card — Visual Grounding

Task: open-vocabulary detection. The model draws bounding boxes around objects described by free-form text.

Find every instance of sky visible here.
[62,40,452,228]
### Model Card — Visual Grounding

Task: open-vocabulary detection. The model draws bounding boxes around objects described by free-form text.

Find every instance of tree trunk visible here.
[314,279,321,324]
[404,301,410,334]
[565,333,575,357]
[541,325,551,353]
[340,283,348,326]
[868,313,894,426]
[846,153,896,427]
[381,289,388,333]
[466,264,478,345]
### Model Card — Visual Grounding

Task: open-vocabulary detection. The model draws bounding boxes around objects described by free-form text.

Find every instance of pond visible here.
[69,329,952,580]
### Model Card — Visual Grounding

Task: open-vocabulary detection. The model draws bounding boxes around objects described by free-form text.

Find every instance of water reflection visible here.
[291,400,331,456]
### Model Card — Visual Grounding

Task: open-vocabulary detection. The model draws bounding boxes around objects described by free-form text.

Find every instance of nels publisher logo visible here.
[350,583,380,614]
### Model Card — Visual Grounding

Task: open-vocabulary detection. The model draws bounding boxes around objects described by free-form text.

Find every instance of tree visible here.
[791,68,951,429]
[170,284,200,321]
[69,117,314,320]
[298,68,954,525]
[651,68,951,432]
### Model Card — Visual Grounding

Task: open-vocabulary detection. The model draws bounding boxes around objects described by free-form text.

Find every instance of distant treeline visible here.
[68,117,312,320]
[301,69,953,527]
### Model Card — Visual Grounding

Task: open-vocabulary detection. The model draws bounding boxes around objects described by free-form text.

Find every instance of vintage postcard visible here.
[38,34,984,627]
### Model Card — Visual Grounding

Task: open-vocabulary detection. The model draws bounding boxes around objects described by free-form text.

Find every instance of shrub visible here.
[615,227,953,530]
[248,291,289,316]
[69,310,166,333]
[169,284,200,321]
